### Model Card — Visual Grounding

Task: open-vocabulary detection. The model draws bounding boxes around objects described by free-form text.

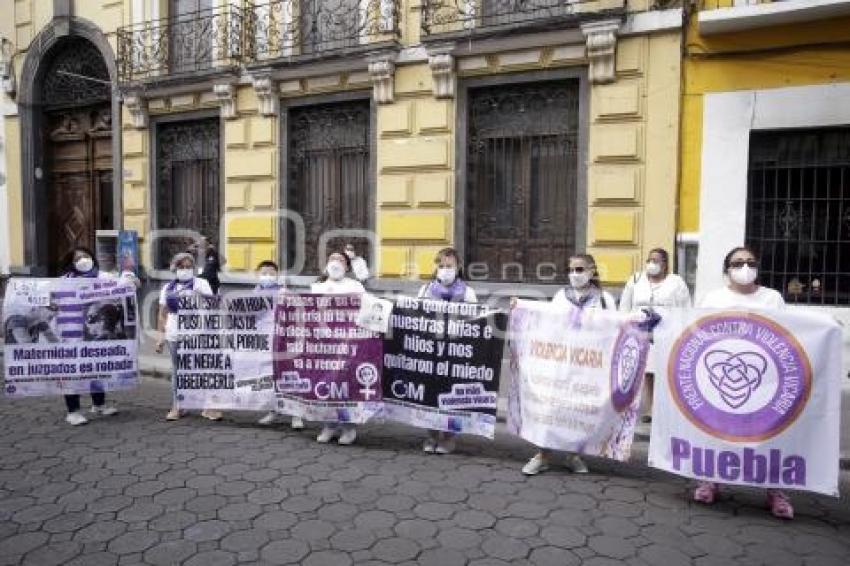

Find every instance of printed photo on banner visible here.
[174,290,279,411]
[506,300,650,461]
[273,293,383,423]
[3,277,139,397]
[381,296,507,438]
[650,309,843,496]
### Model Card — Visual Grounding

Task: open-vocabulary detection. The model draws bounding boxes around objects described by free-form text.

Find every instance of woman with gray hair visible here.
[155,252,216,421]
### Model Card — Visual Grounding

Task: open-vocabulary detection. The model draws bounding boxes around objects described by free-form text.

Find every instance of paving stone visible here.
[253,510,298,531]
[149,510,197,532]
[107,530,160,554]
[184,519,232,542]
[528,546,581,566]
[481,535,530,561]
[73,520,128,543]
[371,537,420,562]
[355,510,398,530]
[454,509,497,530]
[143,540,197,566]
[303,550,353,566]
[220,529,270,552]
[330,528,377,552]
[540,525,586,549]
[291,519,336,541]
[184,550,237,566]
[117,502,164,522]
[260,539,312,565]
[22,541,83,566]
[64,551,119,566]
[417,548,468,566]
[637,544,695,566]
[394,519,438,540]
[0,532,49,556]
[218,502,262,521]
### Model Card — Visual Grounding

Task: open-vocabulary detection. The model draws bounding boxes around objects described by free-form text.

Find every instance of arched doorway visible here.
[40,37,113,273]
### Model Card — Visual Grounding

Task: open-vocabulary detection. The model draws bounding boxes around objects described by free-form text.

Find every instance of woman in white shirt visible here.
[311,251,366,445]
[693,246,793,519]
[522,253,616,476]
[619,248,692,423]
[155,252,215,421]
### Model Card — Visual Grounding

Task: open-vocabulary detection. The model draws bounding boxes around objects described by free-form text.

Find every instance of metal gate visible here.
[466,80,580,283]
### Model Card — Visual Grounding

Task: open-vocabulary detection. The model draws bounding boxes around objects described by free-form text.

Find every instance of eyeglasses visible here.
[729,260,758,268]
[568,267,587,274]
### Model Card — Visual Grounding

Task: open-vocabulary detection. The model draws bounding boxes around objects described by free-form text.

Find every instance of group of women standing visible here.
[53,243,796,519]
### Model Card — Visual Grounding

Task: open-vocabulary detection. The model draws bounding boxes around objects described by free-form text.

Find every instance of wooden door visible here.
[45,106,113,272]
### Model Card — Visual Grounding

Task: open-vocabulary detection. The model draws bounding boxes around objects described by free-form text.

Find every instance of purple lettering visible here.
[671,437,690,471]
[769,449,781,484]
[743,448,766,484]
[782,456,806,486]
[718,451,741,481]
[693,447,715,478]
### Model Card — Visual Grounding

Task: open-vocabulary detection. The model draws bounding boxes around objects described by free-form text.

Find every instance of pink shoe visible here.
[767,490,794,519]
[693,481,719,504]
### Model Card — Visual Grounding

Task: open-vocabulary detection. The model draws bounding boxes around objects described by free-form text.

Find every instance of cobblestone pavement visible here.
[1,377,850,566]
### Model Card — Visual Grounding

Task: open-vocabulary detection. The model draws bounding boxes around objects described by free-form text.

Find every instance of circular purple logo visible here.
[668,312,812,442]
[610,328,649,412]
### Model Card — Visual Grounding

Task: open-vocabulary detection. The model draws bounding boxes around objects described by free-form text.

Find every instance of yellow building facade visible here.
[1,0,683,292]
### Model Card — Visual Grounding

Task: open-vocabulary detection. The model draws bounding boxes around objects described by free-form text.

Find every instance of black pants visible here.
[64,393,105,413]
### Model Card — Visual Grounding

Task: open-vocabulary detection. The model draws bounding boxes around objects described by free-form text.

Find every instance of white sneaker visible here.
[201,409,223,421]
[435,436,455,454]
[522,454,549,476]
[291,416,304,430]
[568,454,589,474]
[258,412,276,425]
[90,405,118,416]
[316,426,337,443]
[165,407,182,421]
[338,427,357,446]
[65,412,89,426]
[422,438,437,453]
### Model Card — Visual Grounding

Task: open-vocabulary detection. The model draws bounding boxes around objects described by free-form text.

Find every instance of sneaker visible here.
[338,427,357,445]
[422,438,437,453]
[435,436,456,455]
[90,405,118,416]
[317,426,337,444]
[522,454,549,476]
[201,410,223,421]
[291,416,304,430]
[65,412,88,426]
[567,454,589,474]
[258,412,276,425]
[641,415,652,424]
[165,407,182,421]
[693,481,719,504]
[767,490,794,520]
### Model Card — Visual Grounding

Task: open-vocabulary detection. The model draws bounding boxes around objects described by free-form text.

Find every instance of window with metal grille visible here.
[154,117,221,270]
[466,80,580,283]
[285,100,371,275]
[746,127,850,305]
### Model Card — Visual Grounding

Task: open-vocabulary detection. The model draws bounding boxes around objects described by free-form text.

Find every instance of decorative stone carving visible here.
[368,53,396,104]
[214,83,237,119]
[251,73,278,117]
[427,44,455,99]
[581,19,620,85]
[123,90,148,129]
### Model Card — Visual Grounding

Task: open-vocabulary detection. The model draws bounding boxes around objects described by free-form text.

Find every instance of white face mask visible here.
[258,274,278,288]
[75,257,94,273]
[569,272,591,289]
[176,268,194,282]
[344,250,356,259]
[645,261,662,277]
[730,265,758,286]
[326,261,346,281]
[436,267,457,286]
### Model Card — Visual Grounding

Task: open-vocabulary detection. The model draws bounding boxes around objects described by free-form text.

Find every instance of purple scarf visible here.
[63,268,99,279]
[164,278,195,313]
[428,279,468,302]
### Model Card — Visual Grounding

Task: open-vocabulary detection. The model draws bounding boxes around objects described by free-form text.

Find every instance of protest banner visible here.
[174,291,277,411]
[3,277,139,397]
[506,300,650,460]
[381,296,507,438]
[273,293,383,423]
[650,309,842,496]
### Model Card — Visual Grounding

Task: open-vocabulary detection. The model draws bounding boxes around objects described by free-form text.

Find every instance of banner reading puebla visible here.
[381,296,507,438]
[3,277,139,397]
[506,300,650,460]
[273,294,383,423]
[174,291,277,411]
[650,309,842,496]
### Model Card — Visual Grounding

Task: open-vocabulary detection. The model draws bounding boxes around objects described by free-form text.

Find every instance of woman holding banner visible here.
[60,246,138,425]
[418,247,478,455]
[311,251,366,445]
[619,248,691,424]
[155,252,217,422]
[692,246,793,519]
[521,253,616,475]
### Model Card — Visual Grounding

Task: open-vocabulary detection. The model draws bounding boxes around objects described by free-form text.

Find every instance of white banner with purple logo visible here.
[650,309,843,496]
[506,300,650,461]
[3,277,139,397]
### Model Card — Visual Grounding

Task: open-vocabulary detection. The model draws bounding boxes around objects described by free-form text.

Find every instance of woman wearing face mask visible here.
[59,247,138,425]
[254,261,304,429]
[693,247,791,518]
[417,248,477,454]
[521,254,616,475]
[619,248,691,424]
[311,252,366,445]
[155,252,216,421]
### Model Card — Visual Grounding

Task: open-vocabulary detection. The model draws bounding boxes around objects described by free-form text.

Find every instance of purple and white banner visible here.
[273,294,383,423]
[506,300,650,460]
[3,277,139,397]
[650,309,842,496]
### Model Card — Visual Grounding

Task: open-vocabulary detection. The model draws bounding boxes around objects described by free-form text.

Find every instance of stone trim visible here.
[581,19,620,85]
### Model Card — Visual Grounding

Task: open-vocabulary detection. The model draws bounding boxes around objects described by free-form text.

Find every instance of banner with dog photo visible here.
[506,300,651,461]
[649,309,842,496]
[3,277,139,397]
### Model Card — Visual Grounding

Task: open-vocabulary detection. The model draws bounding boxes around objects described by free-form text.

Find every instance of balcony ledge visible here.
[699,0,850,35]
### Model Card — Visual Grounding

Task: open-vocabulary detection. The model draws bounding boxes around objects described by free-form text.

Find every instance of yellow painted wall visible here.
[679,15,850,232]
